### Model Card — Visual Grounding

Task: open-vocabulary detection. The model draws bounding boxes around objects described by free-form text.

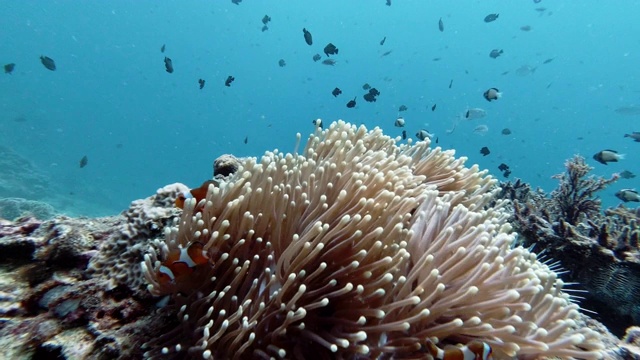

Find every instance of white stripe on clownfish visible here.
[425,339,493,360]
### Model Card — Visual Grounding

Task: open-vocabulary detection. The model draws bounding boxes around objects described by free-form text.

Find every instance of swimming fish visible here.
[303,28,313,45]
[312,119,323,128]
[616,189,640,202]
[474,125,489,135]
[380,50,393,57]
[4,63,15,74]
[225,75,235,87]
[402,130,407,140]
[175,180,219,210]
[624,132,640,142]
[438,18,444,32]
[346,97,357,108]
[155,241,210,287]
[431,104,437,111]
[278,59,286,67]
[262,15,271,25]
[160,44,166,53]
[399,105,408,112]
[332,87,342,97]
[312,54,321,62]
[480,146,490,156]
[324,43,339,57]
[380,36,386,45]
[79,155,88,168]
[164,56,173,73]
[424,339,493,360]
[244,136,248,144]
[232,0,241,4]
[394,117,405,127]
[489,49,503,59]
[501,128,512,135]
[416,129,436,142]
[448,79,453,88]
[620,170,636,179]
[362,83,371,90]
[198,79,205,89]
[520,25,532,31]
[386,0,391,6]
[498,163,511,178]
[465,108,487,119]
[261,25,268,32]
[593,150,625,165]
[363,88,380,102]
[321,59,336,66]
[484,13,499,23]
[483,88,501,102]
[40,56,56,71]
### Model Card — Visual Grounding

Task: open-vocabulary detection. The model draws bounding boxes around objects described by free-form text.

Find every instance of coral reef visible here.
[142,121,603,359]
[0,197,57,220]
[498,155,640,337]
[0,145,50,199]
[0,123,637,359]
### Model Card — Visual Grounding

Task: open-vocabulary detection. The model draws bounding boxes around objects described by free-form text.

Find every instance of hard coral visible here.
[142,121,603,359]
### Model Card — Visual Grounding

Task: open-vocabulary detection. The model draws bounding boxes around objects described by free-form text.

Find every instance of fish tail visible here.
[618,153,626,160]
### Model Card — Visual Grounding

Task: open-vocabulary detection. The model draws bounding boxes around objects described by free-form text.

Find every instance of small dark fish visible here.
[278,59,286,67]
[593,149,624,165]
[394,117,405,127]
[323,43,339,57]
[364,93,377,102]
[484,13,499,23]
[303,28,313,46]
[624,132,640,142]
[402,130,407,140]
[369,88,380,96]
[520,25,532,32]
[321,59,336,66]
[261,25,268,32]
[489,49,503,59]
[225,75,235,87]
[386,0,391,6]
[501,128,512,135]
[40,56,56,71]
[398,105,408,112]
[620,170,636,179]
[262,15,271,25]
[346,97,357,108]
[4,63,15,74]
[431,104,437,111]
[616,189,640,202]
[480,146,490,156]
[498,163,509,172]
[198,79,205,89]
[381,50,393,57]
[543,58,555,64]
[79,155,88,168]
[533,0,542,3]
[164,56,173,73]
[312,54,321,62]
[448,79,453,89]
[438,18,444,32]
[503,169,511,178]
[332,87,342,97]
[362,83,371,90]
[432,57,442,62]
[380,36,386,45]
[483,87,501,101]
[535,7,546,12]
[161,44,166,53]
[244,136,248,144]
[232,0,242,4]
[416,129,437,143]
[615,106,640,116]
[312,119,323,128]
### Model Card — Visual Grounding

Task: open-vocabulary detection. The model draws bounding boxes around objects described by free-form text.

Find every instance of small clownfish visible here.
[156,242,209,286]
[425,339,493,360]
[175,180,218,209]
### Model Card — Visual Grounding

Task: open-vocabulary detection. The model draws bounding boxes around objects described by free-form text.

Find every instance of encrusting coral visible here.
[142,121,603,359]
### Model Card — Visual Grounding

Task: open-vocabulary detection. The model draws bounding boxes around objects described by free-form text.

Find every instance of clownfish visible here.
[425,339,493,360]
[156,242,209,286]
[175,180,218,209]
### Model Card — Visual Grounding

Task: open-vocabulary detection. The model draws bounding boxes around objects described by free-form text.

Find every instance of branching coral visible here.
[142,121,603,359]
[550,155,618,225]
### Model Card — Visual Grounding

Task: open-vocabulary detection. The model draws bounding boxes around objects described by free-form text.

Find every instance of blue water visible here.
[1,1,639,217]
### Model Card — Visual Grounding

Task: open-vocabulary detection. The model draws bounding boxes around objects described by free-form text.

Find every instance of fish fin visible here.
[617,153,626,160]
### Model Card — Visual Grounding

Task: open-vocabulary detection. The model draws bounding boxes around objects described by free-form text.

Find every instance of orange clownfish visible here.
[425,339,493,360]
[175,180,218,209]
[156,242,209,286]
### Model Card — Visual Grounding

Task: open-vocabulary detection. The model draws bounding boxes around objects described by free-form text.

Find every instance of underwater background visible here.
[1,0,639,217]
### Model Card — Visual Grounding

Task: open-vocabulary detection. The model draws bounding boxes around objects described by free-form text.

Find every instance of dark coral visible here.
[498,155,640,337]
